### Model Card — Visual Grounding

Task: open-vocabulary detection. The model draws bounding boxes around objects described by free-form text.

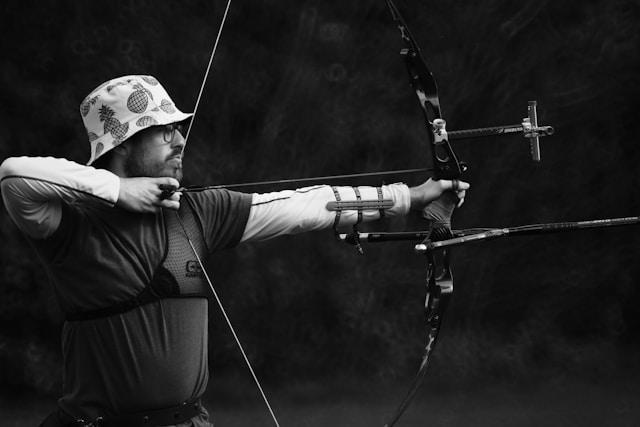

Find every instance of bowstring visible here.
[182,0,281,425]
[183,0,233,146]
[174,211,280,426]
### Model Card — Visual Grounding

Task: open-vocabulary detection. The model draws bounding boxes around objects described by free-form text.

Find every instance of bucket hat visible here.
[80,75,193,165]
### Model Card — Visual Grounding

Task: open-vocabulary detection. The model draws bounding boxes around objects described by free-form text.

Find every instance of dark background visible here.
[1,0,639,425]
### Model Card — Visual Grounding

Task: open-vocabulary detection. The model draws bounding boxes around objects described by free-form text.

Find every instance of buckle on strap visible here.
[331,186,342,233]
[377,186,386,218]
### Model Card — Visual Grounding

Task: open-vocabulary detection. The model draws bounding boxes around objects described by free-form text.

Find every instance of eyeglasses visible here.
[162,123,187,143]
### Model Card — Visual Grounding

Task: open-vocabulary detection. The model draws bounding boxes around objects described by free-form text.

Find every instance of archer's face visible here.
[124,124,185,181]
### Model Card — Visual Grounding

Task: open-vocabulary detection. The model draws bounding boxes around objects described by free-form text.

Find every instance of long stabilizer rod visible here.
[336,216,640,252]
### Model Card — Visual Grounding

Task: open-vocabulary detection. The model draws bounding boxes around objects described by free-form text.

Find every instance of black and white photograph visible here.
[0,1,638,426]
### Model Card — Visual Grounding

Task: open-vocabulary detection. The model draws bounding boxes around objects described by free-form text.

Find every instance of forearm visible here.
[241,183,411,242]
[0,156,120,238]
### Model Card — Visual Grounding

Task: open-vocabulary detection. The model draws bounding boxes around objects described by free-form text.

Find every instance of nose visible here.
[171,129,186,153]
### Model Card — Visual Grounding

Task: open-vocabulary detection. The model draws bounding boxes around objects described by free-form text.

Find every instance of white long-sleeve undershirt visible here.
[241,184,410,242]
[0,157,411,241]
[0,157,121,238]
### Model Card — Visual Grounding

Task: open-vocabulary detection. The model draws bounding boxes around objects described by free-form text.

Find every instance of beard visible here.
[124,151,183,181]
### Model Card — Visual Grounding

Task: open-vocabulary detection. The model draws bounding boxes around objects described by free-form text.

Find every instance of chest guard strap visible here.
[66,198,209,322]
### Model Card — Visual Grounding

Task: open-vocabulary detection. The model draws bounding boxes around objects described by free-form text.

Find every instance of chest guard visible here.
[66,200,209,321]
[149,199,209,298]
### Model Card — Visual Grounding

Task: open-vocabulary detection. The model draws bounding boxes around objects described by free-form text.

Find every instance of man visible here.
[0,75,469,426]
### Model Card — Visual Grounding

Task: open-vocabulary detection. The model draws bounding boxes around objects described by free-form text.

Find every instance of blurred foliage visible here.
[0,0,639,396]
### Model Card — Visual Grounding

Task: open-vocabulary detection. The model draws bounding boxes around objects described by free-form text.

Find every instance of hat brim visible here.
[87,110,194,165]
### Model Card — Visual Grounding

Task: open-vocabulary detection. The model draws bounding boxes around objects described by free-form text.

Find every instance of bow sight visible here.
[441,100,554,162]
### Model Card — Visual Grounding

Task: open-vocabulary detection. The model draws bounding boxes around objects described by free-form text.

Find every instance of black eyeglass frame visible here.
[162,123,187,143]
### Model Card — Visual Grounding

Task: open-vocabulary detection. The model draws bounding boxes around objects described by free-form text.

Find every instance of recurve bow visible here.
[382,1,460,425]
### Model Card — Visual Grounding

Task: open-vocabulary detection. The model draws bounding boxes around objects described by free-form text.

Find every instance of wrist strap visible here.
[331,186,342,233]
[353,187,362,226]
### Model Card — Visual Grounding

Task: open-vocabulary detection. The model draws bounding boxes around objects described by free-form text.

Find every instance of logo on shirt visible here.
[185,260,203,277]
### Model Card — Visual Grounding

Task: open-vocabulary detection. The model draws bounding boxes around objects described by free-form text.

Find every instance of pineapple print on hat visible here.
[142,76,159,86]
[126,83,154,113]
[98,105,129,140]
[136,116,158,127]
[160,99,176,114]
[80,95,99,117]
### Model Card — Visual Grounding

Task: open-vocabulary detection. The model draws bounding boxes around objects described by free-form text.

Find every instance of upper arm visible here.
[0,156,121,239]
[1,175,63,239]
[185,190,253,252]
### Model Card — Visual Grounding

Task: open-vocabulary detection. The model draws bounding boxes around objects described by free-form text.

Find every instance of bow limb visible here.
[384,249,453,427]
[385,0,465,180]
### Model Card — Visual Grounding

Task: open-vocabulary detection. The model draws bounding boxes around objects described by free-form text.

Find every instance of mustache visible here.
[166,149,183,161]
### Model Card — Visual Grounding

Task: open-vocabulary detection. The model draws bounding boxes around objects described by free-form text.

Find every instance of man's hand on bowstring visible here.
[116,177,182,213]
[409,178,470,230]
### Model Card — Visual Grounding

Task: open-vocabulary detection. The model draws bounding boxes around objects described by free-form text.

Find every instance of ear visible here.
[112,141,130,158]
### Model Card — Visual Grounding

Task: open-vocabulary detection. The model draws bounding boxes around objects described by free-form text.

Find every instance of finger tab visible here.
[158,184,177,200]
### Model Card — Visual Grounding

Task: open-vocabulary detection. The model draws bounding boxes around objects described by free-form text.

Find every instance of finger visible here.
[456,190,466,208]
[157,177,180,188]
[157,199,181,211]
[166,192,182,202]
[447,180,470,191]
[156,177,180,197]
[158,185,178,200]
